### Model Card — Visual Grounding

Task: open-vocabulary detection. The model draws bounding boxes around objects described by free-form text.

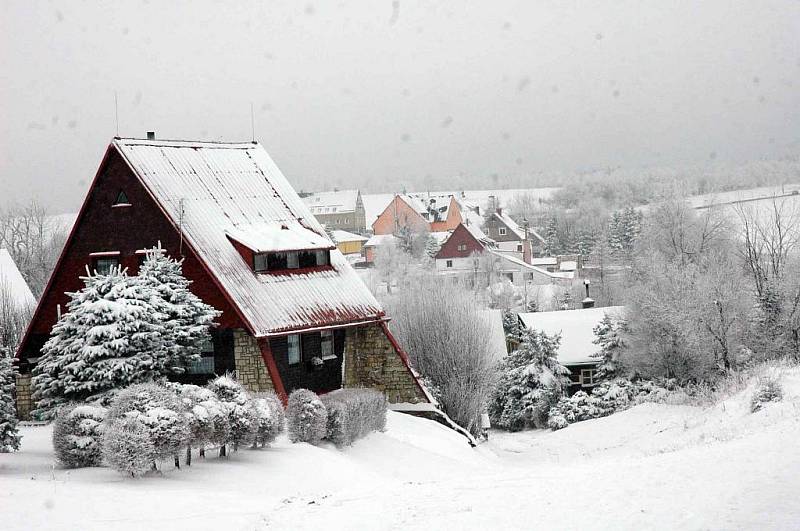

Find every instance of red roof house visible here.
[14,137,429,418]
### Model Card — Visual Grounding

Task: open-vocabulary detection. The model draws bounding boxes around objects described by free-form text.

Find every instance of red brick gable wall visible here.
[430,196,463,233]
[435,224,485,259]
[372,196,429,235]
[19,147,243,360]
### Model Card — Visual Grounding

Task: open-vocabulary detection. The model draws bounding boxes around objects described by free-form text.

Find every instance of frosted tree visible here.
[591,314,626,380]
[173,383,229,465]
[488,329,570,431]
[102,416,155,477]
[52,404,107,467]
[31,269,170,419]
[138,248,220,375]
[0,350,21,452]
[501,310,522,345]
[543,217,559,256]
[287,389,327,444]
[251,392,285,448]
[423,233,441,259]
[207,375,257,454]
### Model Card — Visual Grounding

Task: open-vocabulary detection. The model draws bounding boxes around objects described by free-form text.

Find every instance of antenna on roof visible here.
[250,102,255,142]
[114,90,119,137]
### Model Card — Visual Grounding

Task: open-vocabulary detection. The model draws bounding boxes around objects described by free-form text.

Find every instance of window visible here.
[517,244,523,252]
[187,339,215,374]
[287,334,301,365]
[254,253,268,272]
[287,252,299,269]
[93,257,119,275]
[299,250,317,268]
[581,369,597,387]
[457,244,466,251]
[113,190,131,206]
[446,260,453,268]
[315,250,330,266]
[321,330,335,360]
[254,250,331,272]
[499,227,507,236]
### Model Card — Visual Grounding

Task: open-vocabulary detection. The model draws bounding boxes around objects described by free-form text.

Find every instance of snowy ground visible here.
[2,371,800,530]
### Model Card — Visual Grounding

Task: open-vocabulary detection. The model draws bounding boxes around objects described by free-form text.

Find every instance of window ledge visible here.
[112,203,132,208]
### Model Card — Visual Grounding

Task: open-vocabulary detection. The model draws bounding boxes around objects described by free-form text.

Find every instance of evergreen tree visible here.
[0,350,21,452]
[424,234,441,259]
[31,269,170,418]
[607,210,623,254]
[543,217,560,256]
[488,329,570,431]
[138,248,221,374]
[591,314,626,380]
[501,310,522,345]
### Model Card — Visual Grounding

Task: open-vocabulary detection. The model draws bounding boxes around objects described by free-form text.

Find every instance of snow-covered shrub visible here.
[31,270,172,419]
[52,404,107,467]
[107,382,189,467]
[251,392,285,448]
[286,389,327,444]
[0,353,21,452]
[102,416,155,477]
[173,384,229,463]
[207,375,256,452]
[750,374,783,412]
[489,329,570,431]
[546,412,569,431]
[320,388,387,447]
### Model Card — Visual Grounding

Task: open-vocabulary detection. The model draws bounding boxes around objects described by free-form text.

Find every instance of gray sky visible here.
[1,0,798,212]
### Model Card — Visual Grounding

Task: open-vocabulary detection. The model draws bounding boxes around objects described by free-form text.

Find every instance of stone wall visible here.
[15,374,32,420]
[343,324,428,403]
[233,329,275,394]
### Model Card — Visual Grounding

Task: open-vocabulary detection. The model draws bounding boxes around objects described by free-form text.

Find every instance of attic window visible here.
[113,191,131,207]
[253,250,331,273]
[499,227,507,236]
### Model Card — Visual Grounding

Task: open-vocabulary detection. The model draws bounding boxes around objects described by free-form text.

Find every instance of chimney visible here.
[522,219,532,265]
[496,207,502,216]
[146,131,156,140]
[582,279,595,308]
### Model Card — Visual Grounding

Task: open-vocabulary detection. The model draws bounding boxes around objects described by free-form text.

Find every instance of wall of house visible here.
[233,329,275,394]
[343,324,428,403]
[434,224,485,260]
[372,196,429,235]
[336,240,365,255]
[269,329,345,395]
[14,374,32,420]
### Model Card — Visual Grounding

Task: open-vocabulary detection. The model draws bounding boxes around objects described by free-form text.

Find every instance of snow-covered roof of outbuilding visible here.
[113,138,384,336]
[518,306,625,365]
[0,249,35,308]
[331,230,368,243]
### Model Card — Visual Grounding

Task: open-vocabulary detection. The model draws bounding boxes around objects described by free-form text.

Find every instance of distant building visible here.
[483,208,546,256]
[302,189,367,234]
[0,249,36,309]
[363,234,400,264]
[372,193,482,236]
[331,229,368,255]
[518,306,625,393]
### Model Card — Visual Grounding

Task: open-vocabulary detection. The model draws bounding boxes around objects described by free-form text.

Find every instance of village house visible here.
[372,193,482,236]
[330,229,368,256]
[14,137,430,419]
[301,189,367,234]
[483,207,546,256]
[518,306,625,393]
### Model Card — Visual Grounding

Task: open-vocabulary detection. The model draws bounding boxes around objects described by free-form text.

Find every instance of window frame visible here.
[446,259,453,268]
[499,227,507,236]
[320,330,336,360]
[581,368,597,387]
[92,256,120,275]
[287,334,301,365]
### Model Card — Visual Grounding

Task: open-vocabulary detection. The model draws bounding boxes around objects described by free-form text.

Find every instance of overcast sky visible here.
[1,0,798,212]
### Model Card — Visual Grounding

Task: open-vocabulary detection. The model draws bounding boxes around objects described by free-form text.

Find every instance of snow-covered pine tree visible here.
[138,248,221,375]
[607,210,623,254]
[423,234,441,259]
[621,207,643,254]
[591,314,626,381]
[31,268,170,419]
[543,217,559,256]
[488,328,570,431]
[0,350,21,452]
[501,310,522,345]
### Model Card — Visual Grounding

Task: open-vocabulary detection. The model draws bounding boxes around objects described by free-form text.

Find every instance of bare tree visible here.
[0,278,34,351]
[382,271,498,436]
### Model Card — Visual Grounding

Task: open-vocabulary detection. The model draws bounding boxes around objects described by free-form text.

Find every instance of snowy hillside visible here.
[2,369,800,530]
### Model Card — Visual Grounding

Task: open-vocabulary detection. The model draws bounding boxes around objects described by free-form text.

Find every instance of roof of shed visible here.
[113,138,384,336]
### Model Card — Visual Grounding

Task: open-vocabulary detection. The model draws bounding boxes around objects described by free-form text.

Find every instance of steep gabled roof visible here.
[492,211,546,244]
[113,138,383,336]
[0,249,35,308]
[303,189,361,215]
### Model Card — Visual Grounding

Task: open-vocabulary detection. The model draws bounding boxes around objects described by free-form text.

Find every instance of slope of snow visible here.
[0,249,35,307]
[2,370,800,530]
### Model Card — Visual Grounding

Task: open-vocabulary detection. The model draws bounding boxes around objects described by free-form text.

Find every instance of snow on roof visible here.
[364,234,398,247]
[531,257,558,266]
[113,138,383,336]
[487,249,563,280]
[226,221,334,253]
[559,260,578,272]
[303,190,360,215]
[429,231,452,245]
[463,223,494,245]
[494,211,525,240]
[0,249,35,308]
[331,230,368,243]
[518,306,626,365]
[484,310,509,360]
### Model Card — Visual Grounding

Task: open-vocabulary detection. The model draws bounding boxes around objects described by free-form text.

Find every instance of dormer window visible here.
[253,250,331,273]
[113,190,131,207]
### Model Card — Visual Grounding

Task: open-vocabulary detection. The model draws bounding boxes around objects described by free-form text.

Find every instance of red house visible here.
[14,137,429,419]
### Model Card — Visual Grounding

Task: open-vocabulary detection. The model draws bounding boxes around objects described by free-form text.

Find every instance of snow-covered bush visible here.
[251,392,285,448]
[750,374,783,412]
[0,353,21,452]
[102,416,155,477]
[106,382,189,468]
[52,404,107,467]
[286,389,327,444]
[173,383,229,463]
[138,248,220,374]
[320,388,387,447]
[207,375,256,452]
[489,329,570,431]
[31,270,171,418]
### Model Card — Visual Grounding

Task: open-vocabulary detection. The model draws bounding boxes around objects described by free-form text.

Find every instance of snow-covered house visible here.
[330,229,369,255]
[14,137,429,419]
[372,193,481,236]
[0,249,36,309]
[483,208,546,256]
[302,189,367,234]
[518,306,625,392]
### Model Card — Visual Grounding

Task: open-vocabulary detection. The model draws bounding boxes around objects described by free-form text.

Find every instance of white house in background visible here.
[0,249,35,308]
[518,306,625,393]
[302,189,367,234]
